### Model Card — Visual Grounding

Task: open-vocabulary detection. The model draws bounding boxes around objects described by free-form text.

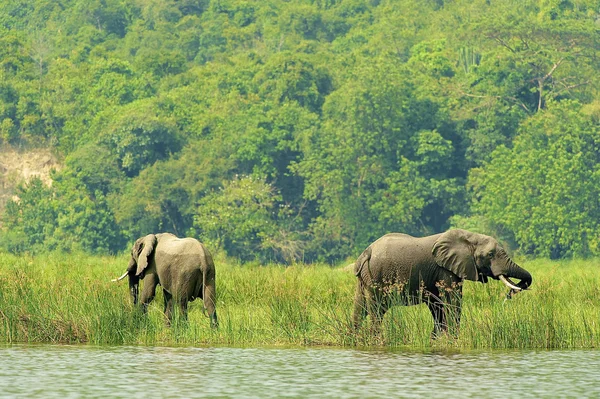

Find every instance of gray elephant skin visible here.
[353,229,532,337]
[113,233,218,327]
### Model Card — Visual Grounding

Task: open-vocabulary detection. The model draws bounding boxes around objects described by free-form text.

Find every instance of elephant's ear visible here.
[432,229,478,281]
[135,234,157,277]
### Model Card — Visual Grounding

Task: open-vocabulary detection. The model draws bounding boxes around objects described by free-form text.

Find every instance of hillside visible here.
[0,0,599,259]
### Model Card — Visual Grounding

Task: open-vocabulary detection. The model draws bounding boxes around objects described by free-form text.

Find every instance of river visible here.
[1,345,599,398]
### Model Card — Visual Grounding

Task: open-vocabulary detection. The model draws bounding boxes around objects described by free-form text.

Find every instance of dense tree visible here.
[1,178,57,253]
[468,101,600,258]
[294,54,464,259]
[49,176,124,254]
[445,0,600,166]
[192,175,293,262]
[0,0,598,261]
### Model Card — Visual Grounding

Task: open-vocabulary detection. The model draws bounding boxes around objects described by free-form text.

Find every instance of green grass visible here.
[0,253,598,349]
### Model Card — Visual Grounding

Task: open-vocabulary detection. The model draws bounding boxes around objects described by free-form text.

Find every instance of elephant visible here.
[353,229,532,338]
[113,233,218,328]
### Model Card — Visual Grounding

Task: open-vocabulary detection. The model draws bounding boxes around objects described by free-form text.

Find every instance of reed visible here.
[0,253,598,349]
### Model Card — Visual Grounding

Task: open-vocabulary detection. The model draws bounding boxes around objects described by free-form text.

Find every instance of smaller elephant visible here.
[353,229,532,338]
[113,233,218,327]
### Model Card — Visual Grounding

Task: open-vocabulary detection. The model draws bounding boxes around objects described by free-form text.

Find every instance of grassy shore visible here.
[0,253,598,349]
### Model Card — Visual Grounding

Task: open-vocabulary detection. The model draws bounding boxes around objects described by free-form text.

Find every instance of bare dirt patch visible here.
[0,145,62,215]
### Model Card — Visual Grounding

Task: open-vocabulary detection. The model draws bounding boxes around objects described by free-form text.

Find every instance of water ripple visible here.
[1,345,599,398]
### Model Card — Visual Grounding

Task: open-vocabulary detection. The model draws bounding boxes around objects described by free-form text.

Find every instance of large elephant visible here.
[113,233,218,328]
[353,229,532,337]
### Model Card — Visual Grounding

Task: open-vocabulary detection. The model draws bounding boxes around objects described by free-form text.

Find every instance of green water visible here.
[1,345,599,398]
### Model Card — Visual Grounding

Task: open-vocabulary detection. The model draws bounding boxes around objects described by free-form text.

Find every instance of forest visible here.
[1,0,599,263]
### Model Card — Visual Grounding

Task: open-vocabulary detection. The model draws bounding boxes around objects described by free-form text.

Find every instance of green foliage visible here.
[1,173,124,255]
[470,101,600,258]
[97,100,182,177]
[111,137,235,240]
[193,175,291,262]
[50,173,124,254]
[63,144,125,195]
[444,0,600,166]
[294,54,465,259]
[0,0,599,261]
[1,178,57,253]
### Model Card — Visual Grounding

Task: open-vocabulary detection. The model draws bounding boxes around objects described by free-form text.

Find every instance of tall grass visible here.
[0,253,598,349]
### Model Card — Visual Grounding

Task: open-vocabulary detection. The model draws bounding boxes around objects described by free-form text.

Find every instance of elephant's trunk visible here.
[492,250,532,290]
[115,258,140,304]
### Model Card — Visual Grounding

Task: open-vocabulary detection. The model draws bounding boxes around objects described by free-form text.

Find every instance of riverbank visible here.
[0,253,598,349]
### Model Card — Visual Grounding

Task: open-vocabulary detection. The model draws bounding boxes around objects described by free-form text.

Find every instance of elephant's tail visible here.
[354,246,372,278]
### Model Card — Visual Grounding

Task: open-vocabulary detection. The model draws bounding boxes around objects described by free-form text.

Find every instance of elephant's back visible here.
[155,237,208,280]
[373,233,440,253]
[155,237,208,299]
[157,236,203,256]
[370,233,441,269]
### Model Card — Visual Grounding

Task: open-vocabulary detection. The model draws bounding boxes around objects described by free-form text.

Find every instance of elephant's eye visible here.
[487,251,495,258]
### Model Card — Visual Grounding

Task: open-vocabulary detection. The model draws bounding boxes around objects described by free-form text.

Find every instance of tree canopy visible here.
[1,0,599,261]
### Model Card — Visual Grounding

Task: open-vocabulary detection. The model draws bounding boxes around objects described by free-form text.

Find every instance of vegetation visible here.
[1,253,598,349]
[1,0,599,262]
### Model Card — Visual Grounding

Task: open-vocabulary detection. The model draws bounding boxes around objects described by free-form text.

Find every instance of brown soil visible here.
[0,145,62,217]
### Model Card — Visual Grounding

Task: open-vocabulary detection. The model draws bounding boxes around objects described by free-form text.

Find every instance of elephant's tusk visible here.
[112,271,128,282]
[499,275,522,291]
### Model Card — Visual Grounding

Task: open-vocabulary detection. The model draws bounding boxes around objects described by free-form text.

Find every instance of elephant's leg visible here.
[370,308,386,336]
[366,289,387,336]
[128,275,140,305]
[427,298,447,339]
[129,281,139,305]
[443,284,463,337]
[178,299,189,321]
[163,289,174,324]
[352,281,367,331]
[449,301,462,337]
[139,275,158,314]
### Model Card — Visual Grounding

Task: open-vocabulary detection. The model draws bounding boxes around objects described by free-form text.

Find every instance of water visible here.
[1,345,599,398]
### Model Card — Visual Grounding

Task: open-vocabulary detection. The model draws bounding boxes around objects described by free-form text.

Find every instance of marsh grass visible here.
[0,253,598,349]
